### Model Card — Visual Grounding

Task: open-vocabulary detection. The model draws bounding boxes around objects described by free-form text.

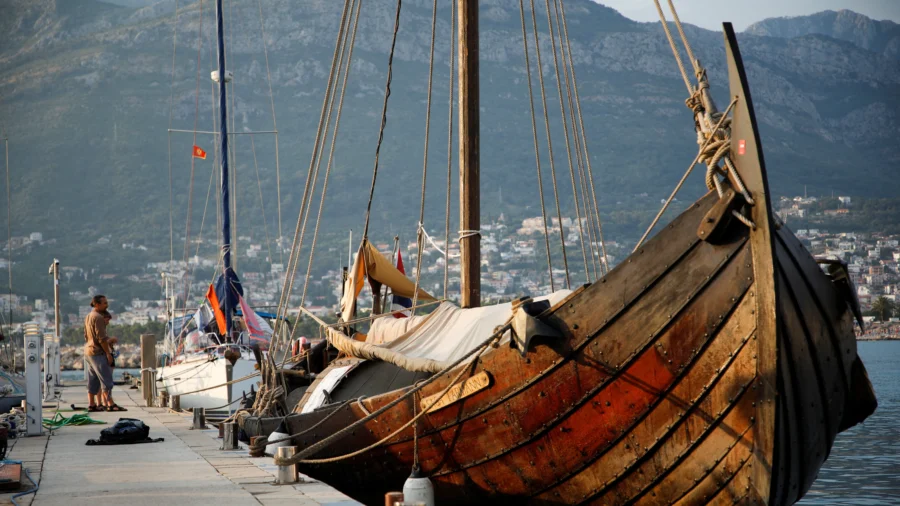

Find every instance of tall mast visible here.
[458,0,480,308]
[215,0,233,334]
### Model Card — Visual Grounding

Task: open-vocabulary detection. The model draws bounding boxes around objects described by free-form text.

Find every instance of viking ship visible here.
[238,2,877,505]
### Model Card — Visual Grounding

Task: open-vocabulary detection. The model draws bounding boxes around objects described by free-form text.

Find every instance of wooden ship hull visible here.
[249,24,876,505]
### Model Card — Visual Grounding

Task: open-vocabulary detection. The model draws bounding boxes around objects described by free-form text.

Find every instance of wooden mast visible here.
[458,0,481,308]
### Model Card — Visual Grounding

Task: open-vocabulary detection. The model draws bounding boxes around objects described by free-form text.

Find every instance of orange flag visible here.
[205,284,227,334]
[192,145,207,159]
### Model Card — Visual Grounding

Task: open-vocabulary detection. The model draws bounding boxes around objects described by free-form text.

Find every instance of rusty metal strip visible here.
[425,243,751,476]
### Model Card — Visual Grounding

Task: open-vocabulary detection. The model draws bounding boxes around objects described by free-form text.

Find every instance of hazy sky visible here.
[594,0,900,31]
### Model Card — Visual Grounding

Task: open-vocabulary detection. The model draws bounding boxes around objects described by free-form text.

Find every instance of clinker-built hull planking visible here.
[264,24,875,505]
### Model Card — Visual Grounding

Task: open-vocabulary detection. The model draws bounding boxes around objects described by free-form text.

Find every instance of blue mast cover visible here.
[215,0,233,333]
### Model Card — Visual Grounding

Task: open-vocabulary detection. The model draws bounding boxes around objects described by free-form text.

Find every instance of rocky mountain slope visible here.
[746,9,900,60]
[0,0,897,263]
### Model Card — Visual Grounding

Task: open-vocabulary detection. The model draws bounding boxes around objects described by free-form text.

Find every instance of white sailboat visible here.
[155,0,276,415]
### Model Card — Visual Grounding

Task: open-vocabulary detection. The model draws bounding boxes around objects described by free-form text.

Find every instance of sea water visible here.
[60,368,140,382]
[800,341,900,505]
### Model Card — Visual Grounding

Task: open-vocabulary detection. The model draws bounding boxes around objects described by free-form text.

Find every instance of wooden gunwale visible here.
[345,234,747,459]
[669,436,753,506]
[774,230,852,393]
[575,377,757,504]
[775,263,836,450]
[526,284,756,497]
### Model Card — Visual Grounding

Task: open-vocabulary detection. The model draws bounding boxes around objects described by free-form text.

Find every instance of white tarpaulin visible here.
[327,290,573,373]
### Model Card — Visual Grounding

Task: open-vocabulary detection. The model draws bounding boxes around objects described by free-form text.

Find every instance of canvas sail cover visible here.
[340,240,434,323]
[328,290,572,373]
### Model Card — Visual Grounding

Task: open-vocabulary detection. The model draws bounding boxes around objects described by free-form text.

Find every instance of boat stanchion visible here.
[275,446,298,484]
[140,334,156,407]
[192,408,206,429]
[384,492,404,506]
[222,422,239,450]
[249,436,266,457]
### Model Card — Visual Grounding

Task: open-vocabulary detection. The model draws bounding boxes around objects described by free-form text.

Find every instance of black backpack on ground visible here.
[86,418,164,446]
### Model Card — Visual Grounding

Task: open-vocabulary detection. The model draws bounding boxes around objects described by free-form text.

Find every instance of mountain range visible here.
[1,0,898,271]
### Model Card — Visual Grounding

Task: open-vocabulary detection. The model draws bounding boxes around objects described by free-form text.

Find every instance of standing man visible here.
[84,295,120,411]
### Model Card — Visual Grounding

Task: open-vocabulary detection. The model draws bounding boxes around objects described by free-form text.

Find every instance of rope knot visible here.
[458,229,481,242]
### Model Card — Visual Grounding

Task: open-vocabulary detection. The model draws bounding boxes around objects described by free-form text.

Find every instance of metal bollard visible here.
[275,446,298,484]
[192,407,206,429]
[384,492,404,506]
[222,422,239,450]
[249,436,266,457]
[171,395,180,411]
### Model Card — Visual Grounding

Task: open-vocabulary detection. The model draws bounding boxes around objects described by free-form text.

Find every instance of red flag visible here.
[205,284,227,334]
[192,145,207,159]
[391,251,412,318]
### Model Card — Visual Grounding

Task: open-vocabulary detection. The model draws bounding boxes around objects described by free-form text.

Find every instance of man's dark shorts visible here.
[86,354,114,394]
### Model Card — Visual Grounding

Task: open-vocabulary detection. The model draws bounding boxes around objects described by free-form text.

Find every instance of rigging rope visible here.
[249,135,274,266]
[550,0,598,280]
[411,0,439,317]
[528,0,570,289]
[544,0,590,284]
[271,322,505,466]
[295,0,362,326]
[283,0,359,358]
[443,0,455,300]
[361,0,404,240]
[651,0,693,96]
[558,0,609,274]
[517,0,555,292]
[167,0,180,264]
[551,0,597,278]
[270,0,352,351]
[179,0,207,310]
[255,0,284,265]
[633,98,738,251]
[3,138,12,368]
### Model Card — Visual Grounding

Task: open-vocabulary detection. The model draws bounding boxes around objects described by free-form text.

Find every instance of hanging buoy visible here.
[265,418,290,456]
[402,466,434,506]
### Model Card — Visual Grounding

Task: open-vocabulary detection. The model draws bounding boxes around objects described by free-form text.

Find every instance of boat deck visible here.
[0,385,360,506]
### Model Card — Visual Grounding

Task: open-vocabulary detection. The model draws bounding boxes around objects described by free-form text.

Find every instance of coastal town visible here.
[2,194,899,341]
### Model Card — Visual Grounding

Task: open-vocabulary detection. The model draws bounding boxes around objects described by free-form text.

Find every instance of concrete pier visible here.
[0,385,360,506]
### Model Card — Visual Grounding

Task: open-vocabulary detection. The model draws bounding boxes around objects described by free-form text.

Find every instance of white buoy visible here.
[402,466,434,506]
[265,418,290,456]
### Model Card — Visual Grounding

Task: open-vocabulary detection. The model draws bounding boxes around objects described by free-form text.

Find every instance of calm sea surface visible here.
[799,341,900,505]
